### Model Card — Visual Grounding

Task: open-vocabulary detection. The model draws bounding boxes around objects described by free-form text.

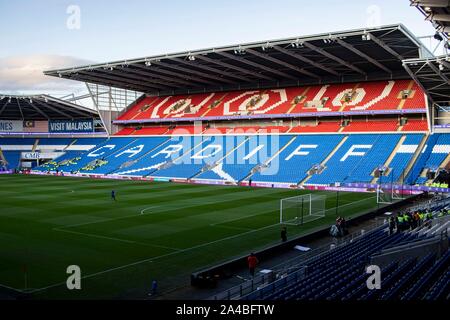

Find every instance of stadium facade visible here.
[0,24,449,193]
[1,3,450,302]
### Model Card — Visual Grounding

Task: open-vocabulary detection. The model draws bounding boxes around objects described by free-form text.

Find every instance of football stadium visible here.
[0,0,449,306]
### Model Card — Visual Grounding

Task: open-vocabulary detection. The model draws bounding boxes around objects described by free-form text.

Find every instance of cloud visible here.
[0,54,95,95]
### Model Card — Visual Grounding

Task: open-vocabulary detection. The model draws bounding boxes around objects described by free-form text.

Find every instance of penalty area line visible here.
[31,220,283,294]
[52,228,181,251]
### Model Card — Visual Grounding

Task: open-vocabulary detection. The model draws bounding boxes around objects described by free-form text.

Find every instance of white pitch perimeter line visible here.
[210,206,278,226]
[322,196,377,215]
[32,194,377,293]
[212,225,253,232]
[30,220,283,293]
[58,206,162,229]
[53,228,180,251]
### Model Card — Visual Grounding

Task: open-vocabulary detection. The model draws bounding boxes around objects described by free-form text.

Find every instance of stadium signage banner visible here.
[49,120,94,133]
[22,152,40,160]
[0,120,23,132]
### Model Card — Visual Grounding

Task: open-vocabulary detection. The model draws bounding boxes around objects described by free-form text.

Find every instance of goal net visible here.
[376,184,403,204]
[280,194,326,225]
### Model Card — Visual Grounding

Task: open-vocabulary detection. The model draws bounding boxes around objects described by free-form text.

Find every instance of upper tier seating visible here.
[402,119,428,131]
[343,120,399,132]
[117,80,426,122]
[289,122,341,133]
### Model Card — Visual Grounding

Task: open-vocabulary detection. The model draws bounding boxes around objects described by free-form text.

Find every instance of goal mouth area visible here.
[280,194,326,226]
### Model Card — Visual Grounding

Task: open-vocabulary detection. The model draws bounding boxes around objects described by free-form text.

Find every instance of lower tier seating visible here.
[29,133,450,187]
[242,202,450,301]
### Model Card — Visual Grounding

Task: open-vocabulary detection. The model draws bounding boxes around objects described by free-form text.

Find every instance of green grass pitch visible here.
[0,174,379,299]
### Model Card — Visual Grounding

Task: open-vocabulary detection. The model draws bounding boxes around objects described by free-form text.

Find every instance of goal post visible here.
[280,194,326,225]
[376,184,403,204]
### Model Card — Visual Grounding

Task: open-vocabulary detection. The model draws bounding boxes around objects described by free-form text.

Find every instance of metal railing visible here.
[210,218,387,300]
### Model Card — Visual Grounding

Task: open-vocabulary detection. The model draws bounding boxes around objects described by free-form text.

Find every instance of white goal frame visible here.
[279,194,326,225]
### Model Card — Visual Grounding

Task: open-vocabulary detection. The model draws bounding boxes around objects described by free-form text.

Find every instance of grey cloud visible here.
[0,55,95,95]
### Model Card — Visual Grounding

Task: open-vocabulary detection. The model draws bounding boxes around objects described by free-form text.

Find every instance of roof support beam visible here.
[302,42,366,75]
[427,61,450,84]
[195,54,275,81]
[410,0,449,8]
[439,60,450,70]
[245,48,320,79]
[89,69,174,90]
[28,100,51,120]
[0,99,10,118]
[96,68,184,89]
[335,39,392,74]
[153,61,237,85]
[49,101,96,118]
[403,62,434,104]
[32,100,74,119]
[132,64,217,86]
[16,99,24,121]
[171,57,253,82]
[216,51,297,80]
[367,33,404,60]
[121,65,197,87]
[272,45,339,76]
[74,73,161,93]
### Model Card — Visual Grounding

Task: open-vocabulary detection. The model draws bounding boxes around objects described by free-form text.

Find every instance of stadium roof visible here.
[45,24,432,96]
[403,55,450,105]
[411,0,450,35]
[0,94,100,120]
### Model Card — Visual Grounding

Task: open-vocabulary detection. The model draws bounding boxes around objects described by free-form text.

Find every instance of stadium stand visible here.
[27,133,450,187]
[241,201,450,301]
[117,80,426,122]
[342,120,399,132]
[409,134,450,184]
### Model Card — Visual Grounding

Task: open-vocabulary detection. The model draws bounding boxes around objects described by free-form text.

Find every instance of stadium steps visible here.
[63,139,77,151]
[397,80,415,110]
[0,148,7,166]
[338,83,359,112]
[371,135,406,184]
[201,93,228,117]
[107,137,173,175]
[402,133,429,183]
[437,150,450,171]
[105,139,139,159]
[32,139,39,152]
[145,136,211,177]
[351,81,395,111]
[240,135,297,182]
[79,138,139,173]
[132,98,158,120]
[299,135,349,185]
[287,87,309,114]
[190,136,250,181]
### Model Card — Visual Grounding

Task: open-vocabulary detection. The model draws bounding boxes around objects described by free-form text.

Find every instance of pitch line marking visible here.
[211,224,253,231]
[31,194,377,293]
[140,206,162,215]
[31,220,284,293]
[52,228,181,251]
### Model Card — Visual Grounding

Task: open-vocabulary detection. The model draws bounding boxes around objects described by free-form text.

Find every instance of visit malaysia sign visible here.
[49,120,94,133]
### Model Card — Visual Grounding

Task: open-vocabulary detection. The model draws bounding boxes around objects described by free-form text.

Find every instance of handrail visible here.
[209,218,386,300]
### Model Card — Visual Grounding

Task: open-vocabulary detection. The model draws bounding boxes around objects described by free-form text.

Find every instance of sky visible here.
[0,0,440,96]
